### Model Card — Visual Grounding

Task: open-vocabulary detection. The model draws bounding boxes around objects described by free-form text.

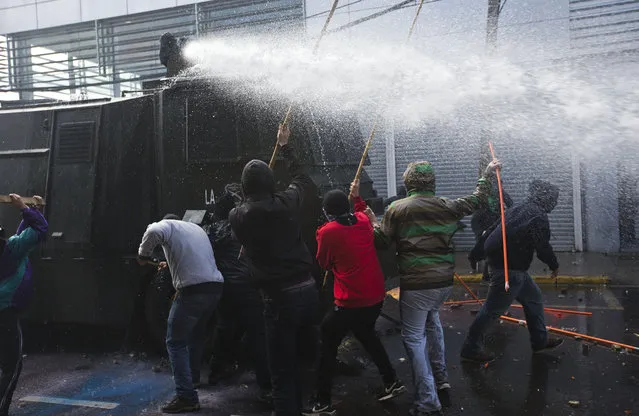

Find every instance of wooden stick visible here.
[488,141,510,292]
[267,0,340,170]
[268,104,294,168]
[445,297,593,316]
[0,195,46,206]
[240,1,340,261]
[352,0,426,188]
[454,273,639,353]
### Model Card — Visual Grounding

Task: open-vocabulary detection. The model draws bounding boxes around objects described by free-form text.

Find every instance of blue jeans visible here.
[166,283,222,402]
[462,270,548,355]
[400,286,452,413]
[263,279,319,416]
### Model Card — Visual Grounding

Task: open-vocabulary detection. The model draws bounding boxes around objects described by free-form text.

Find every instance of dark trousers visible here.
[462,270,548,355]
[0,308,22,416]
[316,302,396,403]
[263,280,319,416]
[166,283,222,402]
[209,282,271,389]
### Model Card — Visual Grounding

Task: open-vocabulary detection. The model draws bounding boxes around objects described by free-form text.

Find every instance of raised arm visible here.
[350,179,367,213]
[279,124,313,209]
[447,160,501,218]
[6,195,48,258]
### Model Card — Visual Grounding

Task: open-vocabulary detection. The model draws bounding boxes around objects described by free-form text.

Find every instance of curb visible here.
[454,274,610,284]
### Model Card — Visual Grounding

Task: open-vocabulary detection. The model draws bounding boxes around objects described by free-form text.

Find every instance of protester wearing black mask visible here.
[207,183,271,403]
[229,124,319,416]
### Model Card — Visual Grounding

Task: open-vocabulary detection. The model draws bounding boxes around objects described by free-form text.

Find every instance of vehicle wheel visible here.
[144,268,175,351]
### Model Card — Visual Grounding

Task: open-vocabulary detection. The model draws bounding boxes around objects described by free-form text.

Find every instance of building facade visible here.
[1,0,638,252]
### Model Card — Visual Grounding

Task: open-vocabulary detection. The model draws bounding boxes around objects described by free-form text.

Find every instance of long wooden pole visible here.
[240,1,341,261]
[352,0,426,185]
[488,141,510,291]
[0,195,46,206]
[323,0,427,289]
[454,273,639,353]
[267,0,340,169]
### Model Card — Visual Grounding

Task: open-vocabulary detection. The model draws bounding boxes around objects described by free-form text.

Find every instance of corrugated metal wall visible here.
[391,122,576,252]
[570,0,639,58]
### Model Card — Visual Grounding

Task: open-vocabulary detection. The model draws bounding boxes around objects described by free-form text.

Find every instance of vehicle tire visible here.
[144,267,175,351]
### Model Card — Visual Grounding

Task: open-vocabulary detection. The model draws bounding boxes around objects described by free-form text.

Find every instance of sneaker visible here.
[460,350,495,363]
[161,396,200,413]
[437,382,451,408]
[377,379,407,401]
[302,401,336,416]
[533,337,564,353]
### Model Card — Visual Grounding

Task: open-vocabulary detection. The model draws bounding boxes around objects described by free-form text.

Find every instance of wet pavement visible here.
[8,280,639,416]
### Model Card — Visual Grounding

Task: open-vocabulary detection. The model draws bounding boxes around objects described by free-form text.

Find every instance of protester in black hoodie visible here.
[207,183,271,401]
[229,124,319,416]
[461,180,564,363]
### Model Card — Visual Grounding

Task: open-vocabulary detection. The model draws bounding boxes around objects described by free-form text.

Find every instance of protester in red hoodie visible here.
[303,180,405,416]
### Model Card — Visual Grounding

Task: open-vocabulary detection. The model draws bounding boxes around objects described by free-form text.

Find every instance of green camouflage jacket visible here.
[374,177,492,290]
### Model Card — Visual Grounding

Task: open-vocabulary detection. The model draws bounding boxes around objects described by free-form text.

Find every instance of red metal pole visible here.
[488,141,510,291]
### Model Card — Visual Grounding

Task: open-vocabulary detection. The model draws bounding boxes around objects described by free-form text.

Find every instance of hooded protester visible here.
[370,160,500,416]
[229,124,319,416]
[304,180,405,416]
[461,180,564,363]
[138,213,224,414]
[469,180,513,274]
[0,194,48,416]
[207,183,271,402]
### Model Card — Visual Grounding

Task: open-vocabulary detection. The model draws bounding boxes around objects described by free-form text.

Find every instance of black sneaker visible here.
[460,350,495,363]
[161,396,200,413]
[302,401,336,416]
[437,382,451,408]
[377,379,407,401]
[533,337,564,353]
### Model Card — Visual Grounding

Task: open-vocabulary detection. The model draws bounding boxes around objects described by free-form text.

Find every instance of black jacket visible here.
[229,145,314,288]
[209,220,250,284]
[470,182,513,237]
[484,194,559,272]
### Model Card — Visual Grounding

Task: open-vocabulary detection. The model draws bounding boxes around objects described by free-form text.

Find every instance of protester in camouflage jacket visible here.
[373,160,500,291]
[370,160,500,415]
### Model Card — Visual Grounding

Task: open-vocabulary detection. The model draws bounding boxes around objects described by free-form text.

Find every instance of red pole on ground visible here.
[453,273,639,353]
[488,142,510,291]
[445,297,593,316]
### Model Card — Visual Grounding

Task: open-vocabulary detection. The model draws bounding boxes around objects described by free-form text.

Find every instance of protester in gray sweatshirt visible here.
[138,214,223,414]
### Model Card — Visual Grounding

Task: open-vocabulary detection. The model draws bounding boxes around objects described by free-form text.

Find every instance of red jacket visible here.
[316,196,385,308]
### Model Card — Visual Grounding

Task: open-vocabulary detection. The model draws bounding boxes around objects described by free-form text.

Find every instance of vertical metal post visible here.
[6,37,12,88]
[95,20,101,76]
[385,117,397,197]
[572,151,584,251]
[194,4,200,36]
[486,0,501,54]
